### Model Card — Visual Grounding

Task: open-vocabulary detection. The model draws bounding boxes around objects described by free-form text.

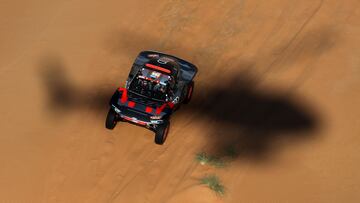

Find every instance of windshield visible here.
[128,68,173,101]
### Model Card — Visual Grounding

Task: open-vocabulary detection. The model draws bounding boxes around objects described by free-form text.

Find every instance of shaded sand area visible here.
[0,0,359,202]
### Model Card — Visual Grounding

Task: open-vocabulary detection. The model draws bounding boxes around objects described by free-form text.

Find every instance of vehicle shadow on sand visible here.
[38,26,337,161]
[38,56,114,116]
[180,71,320,161]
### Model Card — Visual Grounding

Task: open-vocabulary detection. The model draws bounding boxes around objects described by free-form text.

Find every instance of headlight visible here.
[150,115,162,119]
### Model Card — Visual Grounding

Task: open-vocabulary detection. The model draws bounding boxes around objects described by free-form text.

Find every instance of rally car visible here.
[105,51,198,144]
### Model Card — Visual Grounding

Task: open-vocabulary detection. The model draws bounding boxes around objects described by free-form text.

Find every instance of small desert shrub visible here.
[195,152,225,168]
[195,152,210,165]
[200,175,225,196]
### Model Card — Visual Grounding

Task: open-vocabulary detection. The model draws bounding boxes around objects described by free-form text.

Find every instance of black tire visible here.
[155,122,170,145]
[183,81,194,104]
[105,109,117,130]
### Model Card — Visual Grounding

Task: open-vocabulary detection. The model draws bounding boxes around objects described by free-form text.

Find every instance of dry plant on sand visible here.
[195,147,240,168]
[200,175,225,196]
[195,152,226,168]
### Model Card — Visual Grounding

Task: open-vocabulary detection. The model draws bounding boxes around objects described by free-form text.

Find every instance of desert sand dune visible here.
[0,0,359,202]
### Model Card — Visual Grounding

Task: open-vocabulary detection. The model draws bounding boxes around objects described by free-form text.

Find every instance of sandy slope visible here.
[0,0,359,202]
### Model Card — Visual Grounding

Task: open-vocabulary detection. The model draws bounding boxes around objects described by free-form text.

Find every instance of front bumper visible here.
[111,105,164,127]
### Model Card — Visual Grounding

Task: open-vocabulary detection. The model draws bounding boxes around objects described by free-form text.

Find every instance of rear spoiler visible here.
[134,50,198,82]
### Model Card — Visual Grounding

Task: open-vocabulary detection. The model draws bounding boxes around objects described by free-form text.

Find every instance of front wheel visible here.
[155,122,170,145]
[105,109,117,130]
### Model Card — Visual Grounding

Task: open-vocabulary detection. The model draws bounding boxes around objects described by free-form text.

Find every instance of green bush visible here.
[200,175,225,196]
[195,152,209,165]
[195,152,226,168]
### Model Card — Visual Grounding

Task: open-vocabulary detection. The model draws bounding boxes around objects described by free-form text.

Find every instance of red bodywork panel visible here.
[145,106,153,113]
[118,87,128,103]
[128,101,135,108]
[145,63,171,74]
[156,102,175,114]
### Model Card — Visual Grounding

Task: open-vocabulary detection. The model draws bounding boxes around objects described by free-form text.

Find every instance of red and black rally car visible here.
[106,51,198,144]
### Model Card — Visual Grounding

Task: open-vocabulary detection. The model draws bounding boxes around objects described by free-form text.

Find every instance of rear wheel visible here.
[105,109,117,129]
[183,81,194,104]
[155,122,170,145]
